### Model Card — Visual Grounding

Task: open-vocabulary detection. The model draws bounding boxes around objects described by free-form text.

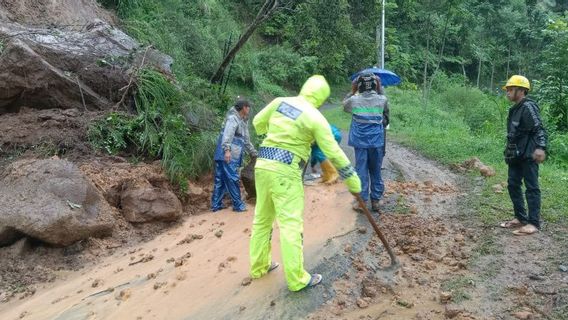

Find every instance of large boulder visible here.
[0,19,173,114]
[0,158,114,247]
[120,180,183,223]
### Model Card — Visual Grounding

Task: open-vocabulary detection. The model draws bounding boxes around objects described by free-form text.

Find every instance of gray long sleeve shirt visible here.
[221,107,257,156]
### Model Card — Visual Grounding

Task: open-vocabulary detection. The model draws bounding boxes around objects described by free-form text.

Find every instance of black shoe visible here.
[371,200,381,213]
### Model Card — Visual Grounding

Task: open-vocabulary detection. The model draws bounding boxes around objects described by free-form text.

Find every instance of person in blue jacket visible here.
[343,73,389,212]
[310,124,342,184]
[211,98,257,212]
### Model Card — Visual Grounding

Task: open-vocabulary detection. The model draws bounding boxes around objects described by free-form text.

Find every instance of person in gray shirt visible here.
[211,97,257,212]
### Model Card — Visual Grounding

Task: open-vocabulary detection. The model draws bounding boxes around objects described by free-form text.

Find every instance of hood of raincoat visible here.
[299,75,330,108]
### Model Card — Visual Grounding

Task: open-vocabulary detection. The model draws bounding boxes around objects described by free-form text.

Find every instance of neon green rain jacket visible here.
[253,75,361,193]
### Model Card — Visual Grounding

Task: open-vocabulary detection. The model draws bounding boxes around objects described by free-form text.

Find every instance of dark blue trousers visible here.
[354,147,385,202]
[211,160,246,212]
[507,160,541,228]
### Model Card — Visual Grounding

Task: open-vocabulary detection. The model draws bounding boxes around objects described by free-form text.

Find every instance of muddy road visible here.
[1,141,566,320]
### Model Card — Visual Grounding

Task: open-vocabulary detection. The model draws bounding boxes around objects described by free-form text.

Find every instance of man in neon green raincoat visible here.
[249,75,362,291]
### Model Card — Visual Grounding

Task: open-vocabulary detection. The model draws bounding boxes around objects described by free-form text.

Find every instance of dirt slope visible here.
[0,0,115,27]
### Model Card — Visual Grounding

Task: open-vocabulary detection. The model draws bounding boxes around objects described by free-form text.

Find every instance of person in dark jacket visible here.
[211,97,257,212]
[499,75,547,235]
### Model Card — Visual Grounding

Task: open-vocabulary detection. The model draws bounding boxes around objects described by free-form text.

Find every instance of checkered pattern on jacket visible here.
[338,165,356,180]
[258,146,294,165]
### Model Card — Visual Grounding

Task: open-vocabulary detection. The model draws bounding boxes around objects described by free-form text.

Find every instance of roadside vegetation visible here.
[89,0,568,205]
[323,76,568,223]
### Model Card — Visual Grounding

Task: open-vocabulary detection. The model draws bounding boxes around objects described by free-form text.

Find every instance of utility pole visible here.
[380,0,385,68]
[376,0,385,68]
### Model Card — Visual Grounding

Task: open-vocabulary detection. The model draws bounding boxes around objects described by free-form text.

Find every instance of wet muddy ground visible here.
[0,140,566,319]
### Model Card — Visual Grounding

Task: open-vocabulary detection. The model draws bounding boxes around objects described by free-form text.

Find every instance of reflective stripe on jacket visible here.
[252,75,352,173]
[343,91,387,148]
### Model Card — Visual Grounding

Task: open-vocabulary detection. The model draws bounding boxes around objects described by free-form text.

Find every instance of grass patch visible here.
[388,87,567,224]
[441,276,476,303]
[392,195,411,215]
[321,105,351,131]
[474,233,503,257]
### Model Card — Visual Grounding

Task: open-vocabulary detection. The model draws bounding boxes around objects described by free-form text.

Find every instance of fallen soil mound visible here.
[0,0,116,27]
[0,107,100,159]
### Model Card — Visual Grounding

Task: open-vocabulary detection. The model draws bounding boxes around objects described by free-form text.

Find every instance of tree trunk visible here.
[490,63,495,92]
[422,35,430,100]
[427,2,453,92]
[506,45,511,79]
[422,14,431,100]
[210,0,279,84]
[477,57,482,88]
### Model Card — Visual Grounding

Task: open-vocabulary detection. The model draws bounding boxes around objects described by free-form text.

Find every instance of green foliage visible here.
[324,83,568,223]
[89,70,219,188]
[254,46,317,88]
[286,0,354,82]
[547,132,568,166]
[97,0,138,16]
[386,85,568,223]
[243,46,318,98]
[432,73,503,135]
[88,112,138,155]
[533,14,568,132]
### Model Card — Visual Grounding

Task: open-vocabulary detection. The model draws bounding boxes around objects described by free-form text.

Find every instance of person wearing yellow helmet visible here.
[249,75,362,291]
[500,75,547,236]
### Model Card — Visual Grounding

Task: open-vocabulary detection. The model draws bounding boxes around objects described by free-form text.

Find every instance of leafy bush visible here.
[548,132,568,166]
[89,69,219,189]
[435,83,502,134]
[88,112,139,155]
[253,46,317,88]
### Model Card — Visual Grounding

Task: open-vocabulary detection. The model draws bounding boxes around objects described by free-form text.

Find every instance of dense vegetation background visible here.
[91,0,567,221]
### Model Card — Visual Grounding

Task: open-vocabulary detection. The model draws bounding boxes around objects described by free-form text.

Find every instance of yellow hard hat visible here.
[503,75,530,91]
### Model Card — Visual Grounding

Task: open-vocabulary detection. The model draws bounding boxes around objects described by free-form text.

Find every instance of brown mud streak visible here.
[308,142,477,320]
[308,143,568,320]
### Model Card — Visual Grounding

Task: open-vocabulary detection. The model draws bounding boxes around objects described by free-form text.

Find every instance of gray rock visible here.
[0,19,172,114]
[241,159,256,199]
[0,159,113,247]
[120,180,182,223]
[0,227,23,245]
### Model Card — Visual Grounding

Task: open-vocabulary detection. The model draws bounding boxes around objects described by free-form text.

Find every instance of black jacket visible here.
[505,98,547,163]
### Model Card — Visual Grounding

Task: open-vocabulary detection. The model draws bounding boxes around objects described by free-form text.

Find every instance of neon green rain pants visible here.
[249,160,311,291]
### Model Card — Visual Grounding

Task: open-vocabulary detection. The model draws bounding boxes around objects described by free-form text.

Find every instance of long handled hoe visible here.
[354,193,399,270]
